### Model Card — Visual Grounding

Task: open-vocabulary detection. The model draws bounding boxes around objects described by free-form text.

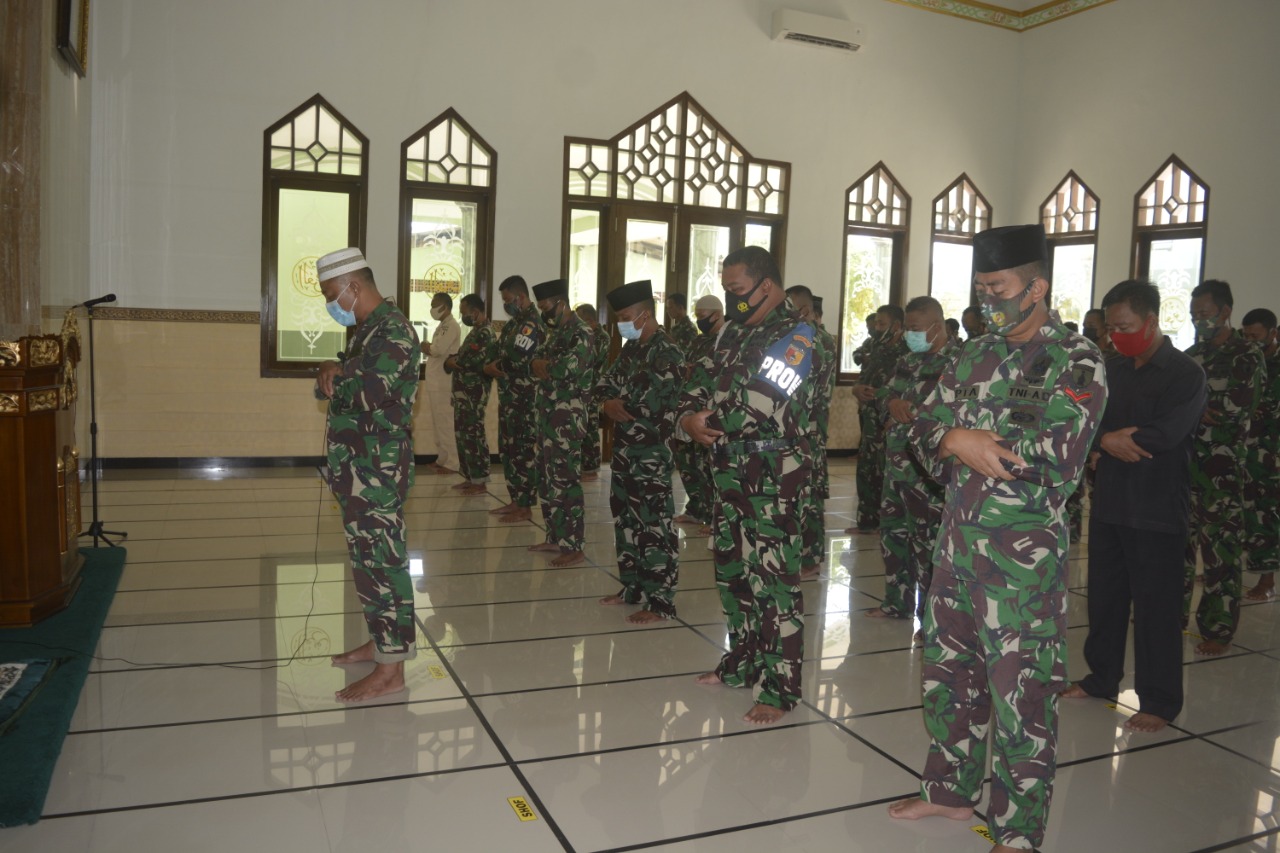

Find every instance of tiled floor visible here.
[3,460,1279,852]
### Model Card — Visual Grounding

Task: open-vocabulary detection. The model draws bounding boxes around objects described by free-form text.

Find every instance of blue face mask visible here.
[617,320,641,341]
[326,283,357,327]
[904,324,936,353]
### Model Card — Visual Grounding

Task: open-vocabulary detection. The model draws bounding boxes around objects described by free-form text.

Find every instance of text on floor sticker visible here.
[428,664,447,680]
[508,796,538,821]
[972,824,993,843]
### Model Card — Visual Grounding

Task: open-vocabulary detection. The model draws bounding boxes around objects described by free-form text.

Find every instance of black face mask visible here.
[462,314,476,327]
[541,303,561,327]
[725,278,767,323]
[1083,328,1100,342]
[696,315,716,335]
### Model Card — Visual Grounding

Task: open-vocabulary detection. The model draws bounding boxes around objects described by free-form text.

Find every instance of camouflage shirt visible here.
[538,312,594,431]
[497,303,544,389]
[669,314,698,351]
[1186,329,1266,449]
[882,340,961,453]
[595,327,685,451]
[863,336,911,419]
[321,300,421,440]
[451,321,500,403]
[810,324,838,443]
[909,313,1107,591]
[1251,348,1280,449]
[584,323,612,406]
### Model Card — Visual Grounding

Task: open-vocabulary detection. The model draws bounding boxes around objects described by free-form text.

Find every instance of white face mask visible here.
[430,305,448,321]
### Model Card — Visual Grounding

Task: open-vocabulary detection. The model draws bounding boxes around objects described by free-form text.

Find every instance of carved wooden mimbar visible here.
[0,326,84,626]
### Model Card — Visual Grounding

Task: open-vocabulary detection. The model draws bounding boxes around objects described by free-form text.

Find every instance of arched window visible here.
[397,109,496,361]
[562,92,789,324]
[260,94,368,378]
[929,174,991,327]
[839,162,910,379]
[1041,170,1100,326]
[1132,155,1209,350]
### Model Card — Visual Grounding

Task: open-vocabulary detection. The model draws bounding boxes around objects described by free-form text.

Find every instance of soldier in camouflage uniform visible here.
[313,248,421,703]
[577,303,612,480]
[1183,280,1266,655]
[786,285,836,578]
[850,313,877,367]
[666,291,698,350]
[488,276,543,523]
[812,296,835,508]
[869,296,958,621]
[528,278,594,567]
[445,294,500,497]
[1241,308,1280,601]
[673,295,725,528]
[678,246,816,726]
[889,225,1106,853]
[848,305,909,534]
[596,281,685,623]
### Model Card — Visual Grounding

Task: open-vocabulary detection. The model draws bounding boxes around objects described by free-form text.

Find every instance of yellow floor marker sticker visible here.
[508,796,538,822]
[428,664,447,680]
[971,825,994,844]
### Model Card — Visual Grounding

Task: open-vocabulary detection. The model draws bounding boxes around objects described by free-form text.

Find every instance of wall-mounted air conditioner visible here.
[771,9,865,53]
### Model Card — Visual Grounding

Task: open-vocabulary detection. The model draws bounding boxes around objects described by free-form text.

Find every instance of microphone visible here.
[79,294,117,309]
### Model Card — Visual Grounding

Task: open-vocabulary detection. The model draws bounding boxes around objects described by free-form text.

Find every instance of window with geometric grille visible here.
[1132,155,1209,350]
[1041,170,1100,327]
[260,94,368,378]
[929,174,992,327]
[562,92,790,324]
[397,109,496,361]
[839,162,910,379]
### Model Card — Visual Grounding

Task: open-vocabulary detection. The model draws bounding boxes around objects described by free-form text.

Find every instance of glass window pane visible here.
[930,241,974,329]
[1148,237,1203,351]
[275,188,350,363]
[745,222,772,252]
[406,197,477,344]
[624,219,669,324]
[841,233,894,374]
[1050,243,1096,327]
[568,209,600,311]
[688,223,731,304]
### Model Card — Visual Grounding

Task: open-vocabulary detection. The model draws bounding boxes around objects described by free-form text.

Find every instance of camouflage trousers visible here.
[855,408,886,530]
[583,411,602,474]
[328,433,417,664]
[673,439,713,522]
[1245,439,1279,574]
[920,570,1067,851]
[611,446,679,616]
[453,391,490,484]
[798,439,828,568]
[1066,479,1084,541]
[878,446,944,619]
[712,450,807,710]
[1183,464,1245,643]
[499,381,539,507]
[539,424,585,552]
[814,435,830,500]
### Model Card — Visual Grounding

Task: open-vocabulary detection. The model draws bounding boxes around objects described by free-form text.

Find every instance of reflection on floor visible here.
[2,459,1278,852]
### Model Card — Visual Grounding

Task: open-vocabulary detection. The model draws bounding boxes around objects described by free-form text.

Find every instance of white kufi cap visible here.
[316,247,369,283]
[695,294,724,312]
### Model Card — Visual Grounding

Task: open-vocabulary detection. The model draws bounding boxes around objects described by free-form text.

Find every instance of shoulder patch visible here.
[756,322,815,398]
[1070,364,1096,389]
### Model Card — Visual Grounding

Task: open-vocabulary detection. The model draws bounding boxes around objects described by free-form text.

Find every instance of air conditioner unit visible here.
[771,9,865,53]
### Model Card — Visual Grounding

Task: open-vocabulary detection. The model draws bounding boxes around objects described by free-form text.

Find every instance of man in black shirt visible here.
[1064,281,1206,732]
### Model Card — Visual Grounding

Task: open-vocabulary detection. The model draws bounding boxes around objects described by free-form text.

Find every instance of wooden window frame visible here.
[1041,170,1100,312]
[927,173,992,316]
[1130,154,1209,281]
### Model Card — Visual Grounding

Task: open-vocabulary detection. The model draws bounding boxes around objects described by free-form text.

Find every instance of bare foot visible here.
[1124,711,1169,732]
[1195,639,1231,657]
[550,550,585,568]
[626,610,665,624]
[599,594,627,606]
[743,703,786,725]
[799,564,820,580]
[887,797,973,822]
[694,671,723,685]
[459,484,487,496]
[331,641,375,665]
[449,482,472,491]
[499,507,532,523]
[336,661,407,703]
[673,514,703,525]
[697,524,713,536]
[912,629,923,644]
[1246,575,1276,601]
[528,542,560,553]
[489,503,519,515]
[865,608,900,619]
[1061,683,1092,699]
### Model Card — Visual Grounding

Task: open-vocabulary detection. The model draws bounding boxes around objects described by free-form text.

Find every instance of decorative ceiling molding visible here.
[884,0,1118,32]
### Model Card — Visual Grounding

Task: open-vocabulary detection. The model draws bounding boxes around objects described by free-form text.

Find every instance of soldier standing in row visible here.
[313,248,422,703]
[666,291,698,350]
[785,285,836,580]
[577,303,611,482]
[848,305,908,534]
[868,295,958,623]
[488,276,543,523]
[679,246,816,726]
[420,292,460,476]
[446,294,499,497]
[596,281,685,623]
[528,278,593,568]
[1241,308,1280,601]
[960,306,986,341]
[1183,280,1265,655]
[889,224,1106,853]
[673,294,726,532]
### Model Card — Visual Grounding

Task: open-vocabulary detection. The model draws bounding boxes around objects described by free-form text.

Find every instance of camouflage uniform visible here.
[318,301,421,663]
[538,313,594,550]
[1245,348,1280,577]
[669,314,698,350]
[496,304,544,507]
[908,315,1106,850]
[1065,468,1085,542]
[673,331,718,522]
[677,305,816,711]
[597,328,685,616]
[1183,330,1265,642]
[877,340,960,618]
[856,336,910,529]
[451,321,500,484]
[582,324,612,474]
[798,322,837,567]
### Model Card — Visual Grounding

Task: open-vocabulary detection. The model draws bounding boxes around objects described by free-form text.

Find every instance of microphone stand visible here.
[78,299,127,548]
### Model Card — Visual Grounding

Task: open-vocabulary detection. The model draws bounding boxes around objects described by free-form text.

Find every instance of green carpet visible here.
[0,547,126,827]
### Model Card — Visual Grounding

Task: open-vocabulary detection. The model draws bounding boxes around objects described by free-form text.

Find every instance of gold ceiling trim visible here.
[44,306,259,324]
[884,0,1118,32]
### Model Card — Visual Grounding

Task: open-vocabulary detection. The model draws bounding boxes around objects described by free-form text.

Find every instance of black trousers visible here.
[1079,518,1185,722]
